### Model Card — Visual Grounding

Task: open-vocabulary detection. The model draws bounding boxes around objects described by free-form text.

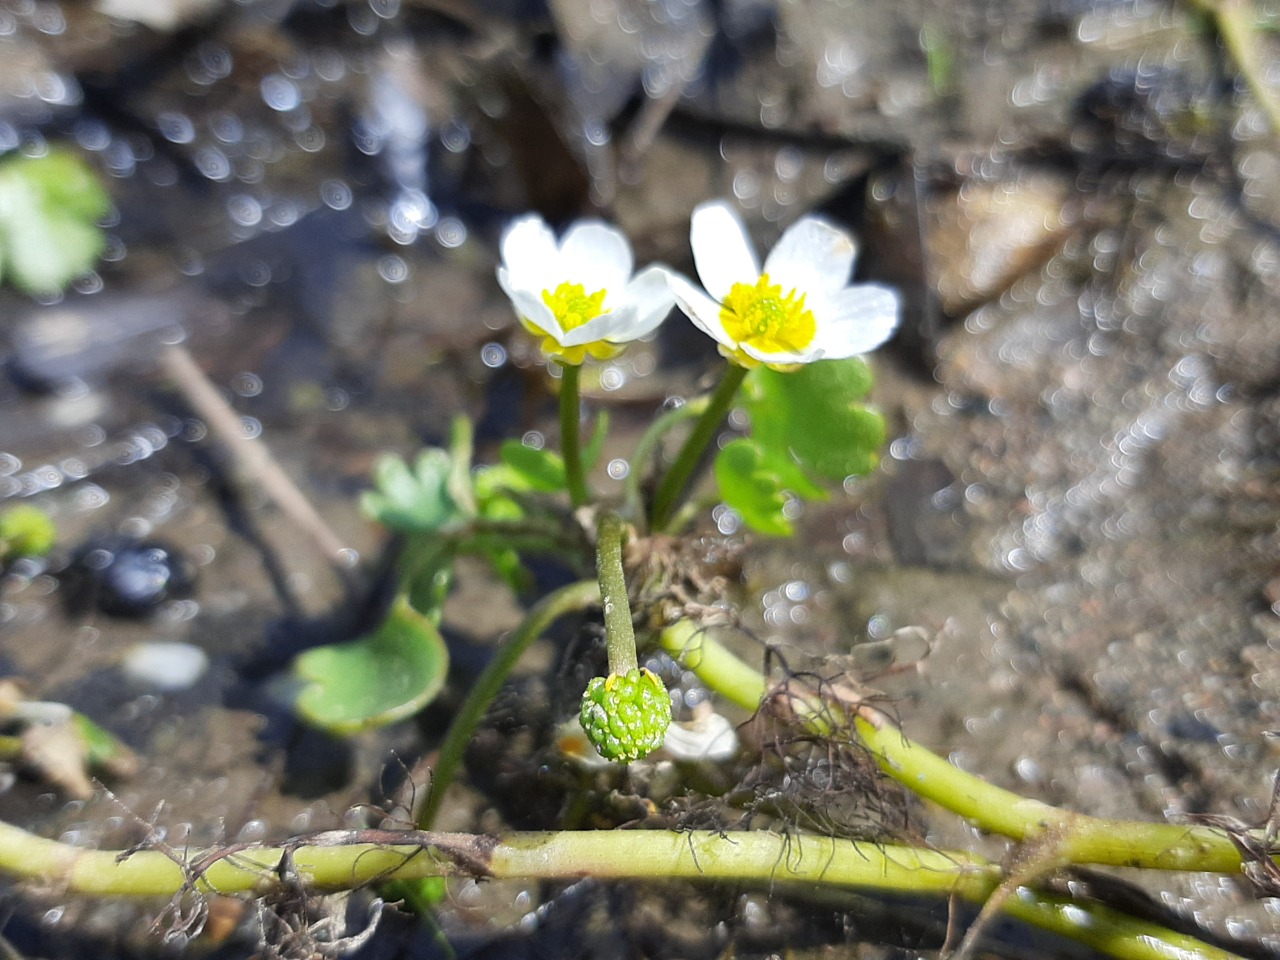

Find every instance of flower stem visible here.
[1191,0,1280,136]
[657,621,1267,875]
[418,578,600,828]
[649,364,749,532]
[559,363,589,508]
[622,395,709,525]
[595,511,637,675]
[0,820,1248,959]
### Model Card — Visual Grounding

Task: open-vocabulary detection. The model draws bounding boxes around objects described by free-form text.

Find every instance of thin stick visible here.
[157,344,356,576]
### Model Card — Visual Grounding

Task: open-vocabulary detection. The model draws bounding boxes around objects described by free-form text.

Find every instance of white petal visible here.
[739,340,823,366]
[614,264,675,340]
[810,284,901,358]
[503,280,563,342]
[560,220,633,292]
[690,200,759,302]
[560,307,636,346]
[764,216,857,298]
[667,270,735,348]
[500,215,561,290]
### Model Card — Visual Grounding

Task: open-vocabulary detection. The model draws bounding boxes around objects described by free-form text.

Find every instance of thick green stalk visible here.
[650,364,749,531]
[595,512,637,674]
[657,621,1265,875]
[418,579,600,828]
[0,821,1246,959]
[559,363,589,508]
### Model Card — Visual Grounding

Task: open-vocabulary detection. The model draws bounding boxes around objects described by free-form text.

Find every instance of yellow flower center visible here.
[542,281,607,333]
[720,274,816,358]
[520,281,618,365]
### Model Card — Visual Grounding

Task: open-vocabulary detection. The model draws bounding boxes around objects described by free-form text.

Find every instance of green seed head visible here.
[579,668,672,763]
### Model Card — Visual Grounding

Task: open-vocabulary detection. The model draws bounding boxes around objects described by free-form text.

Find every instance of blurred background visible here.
[0,0,1279,956]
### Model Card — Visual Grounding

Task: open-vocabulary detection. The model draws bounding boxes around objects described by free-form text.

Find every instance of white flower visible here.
[497,214,674,365]
[665,200,901,370]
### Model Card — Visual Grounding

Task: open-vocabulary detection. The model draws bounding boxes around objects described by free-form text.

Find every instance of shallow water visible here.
[1,0,1279,957]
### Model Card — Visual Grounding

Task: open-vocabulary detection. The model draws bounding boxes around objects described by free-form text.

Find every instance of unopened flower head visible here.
[497,214,674,365]
[666,200,901,370]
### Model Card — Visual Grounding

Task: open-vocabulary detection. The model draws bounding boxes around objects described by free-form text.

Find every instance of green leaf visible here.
[498,441,567,493]
[0,504,57,558]
[714,439,794,537]
[0,150,111,296]
[742,357,885,482]
[398,539,454,624]
[293,593,449,735]
[361,449,468,534]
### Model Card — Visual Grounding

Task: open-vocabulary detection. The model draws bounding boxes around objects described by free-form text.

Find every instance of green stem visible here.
[595,512,637,675]
[559,363,589,508]
[622,395,709,524]
[657,621,1267,875]
[418,579,600,828]
[1192,0,1280,136]
[650,364,749,531]
[0,820,1247,959]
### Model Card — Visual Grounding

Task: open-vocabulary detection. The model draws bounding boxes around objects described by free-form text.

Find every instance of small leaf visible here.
[361,449,467,534]
[743,357,886,483]
[293,593,449,735]
[498,441,567,493]
[0,150,111,296]
[714,439,793,537]
[0,504,57,558]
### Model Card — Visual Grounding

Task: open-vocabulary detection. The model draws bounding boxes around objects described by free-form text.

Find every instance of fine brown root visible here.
[1187,768,1280,896]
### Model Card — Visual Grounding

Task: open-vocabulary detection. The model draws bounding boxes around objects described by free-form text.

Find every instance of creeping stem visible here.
[657,621,1269,874]
[0,821,1248,959]
[649,363,749,531]
[558,363,589,508]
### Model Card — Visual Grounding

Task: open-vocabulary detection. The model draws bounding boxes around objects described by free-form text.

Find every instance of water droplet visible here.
[480,342,507,368]
[231,372,263,397]
[232,258,269,287]
[156,111,195,144]
[240,417,262,440]
[209,111,243,144]
[295,126,325,152]
[607,459,629,480]
[320,178,352,210]
[377,254,409,283]
[226,194,262,228]
[260,74,301,112]
[440,119,470,152]
[435,217,466,248]
[194,147,231,181]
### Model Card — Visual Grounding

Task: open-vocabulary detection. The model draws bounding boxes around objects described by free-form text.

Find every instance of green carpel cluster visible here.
[579,667,671,763]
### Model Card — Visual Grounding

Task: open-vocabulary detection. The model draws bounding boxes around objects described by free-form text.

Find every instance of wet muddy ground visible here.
[1,0,1280,957]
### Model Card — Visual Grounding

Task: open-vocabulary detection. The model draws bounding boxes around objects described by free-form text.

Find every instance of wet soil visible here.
[1,0,1279,957]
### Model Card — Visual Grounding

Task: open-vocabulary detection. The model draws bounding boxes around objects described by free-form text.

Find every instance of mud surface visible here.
[1,0,1279,957]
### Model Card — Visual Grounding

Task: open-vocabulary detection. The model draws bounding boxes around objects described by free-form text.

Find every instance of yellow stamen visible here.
[719,274,816,363]
[542,282,607,333]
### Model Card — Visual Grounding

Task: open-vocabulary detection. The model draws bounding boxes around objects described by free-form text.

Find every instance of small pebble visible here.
[122,641,209,691]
